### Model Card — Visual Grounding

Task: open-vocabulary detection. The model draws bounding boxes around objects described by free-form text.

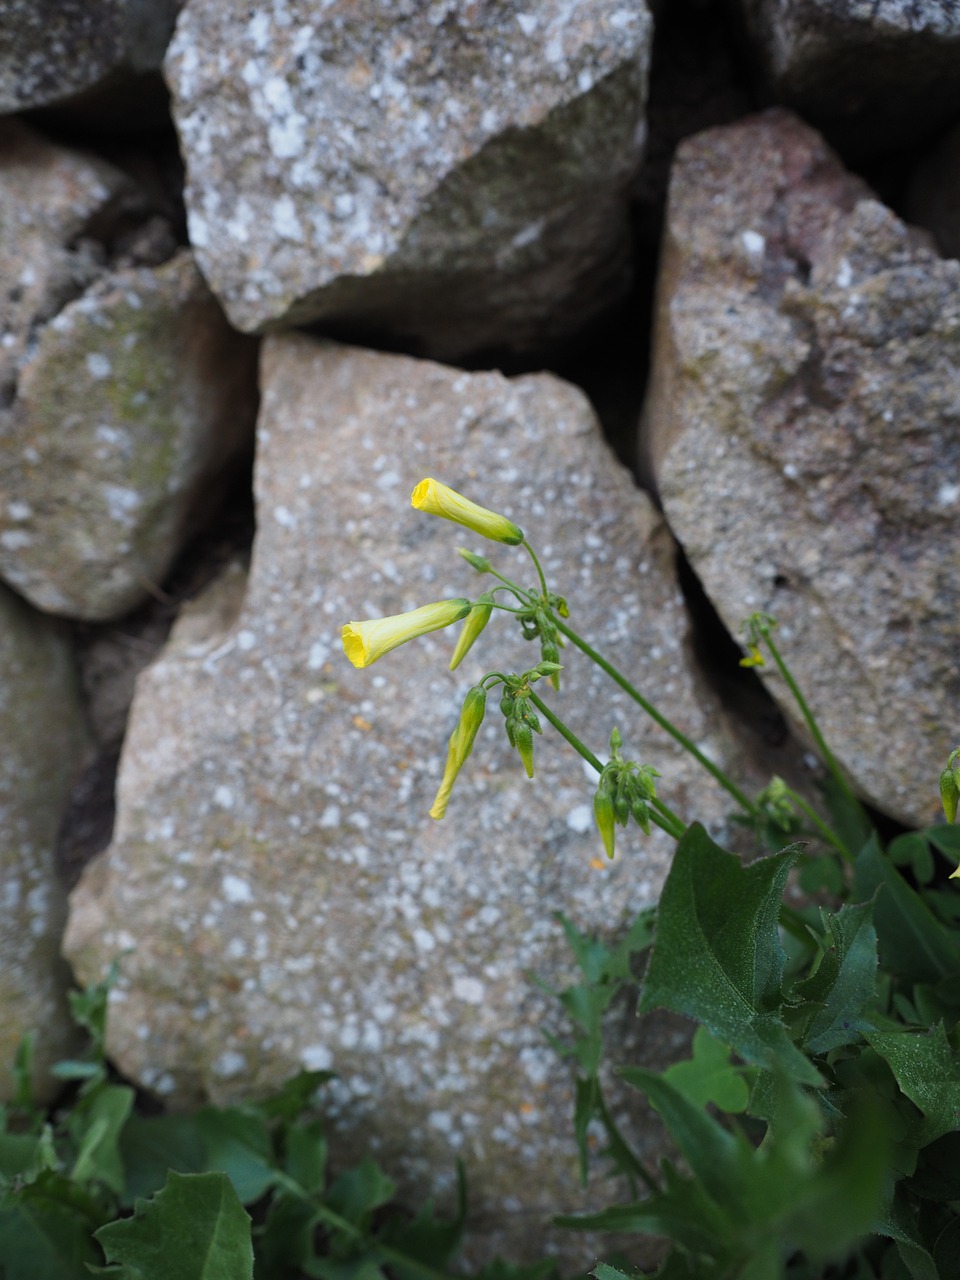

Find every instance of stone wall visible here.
[2,0,958,1266]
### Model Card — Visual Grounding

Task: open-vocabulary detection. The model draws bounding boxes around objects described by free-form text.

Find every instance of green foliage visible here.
[0,982,530,1280]
[548,813,960,1279]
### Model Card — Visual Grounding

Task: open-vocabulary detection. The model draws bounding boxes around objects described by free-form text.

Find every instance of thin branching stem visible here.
[552,616,758,818]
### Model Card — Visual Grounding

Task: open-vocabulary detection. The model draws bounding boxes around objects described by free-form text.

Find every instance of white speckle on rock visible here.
[301,1044,333,1071]
[937,482,960,506]
[213,785,235,809]
[237,630,257,651]
[222,873,254,904]
[566,802,592,834]
[413,927,436,953]
[452,975,485,1004]
[7,501,32,521]
[1,530,32,549]
[272,194,304,241]
[214,1050,247,1076]
[835,257,853,288]
[741,229,765,257]
[85,352,112,379]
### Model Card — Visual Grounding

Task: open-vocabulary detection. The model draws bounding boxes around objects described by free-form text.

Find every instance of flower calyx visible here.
[497,675,545,779]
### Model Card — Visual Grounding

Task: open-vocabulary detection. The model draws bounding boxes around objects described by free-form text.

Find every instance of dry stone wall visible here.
[0,0,958,1265]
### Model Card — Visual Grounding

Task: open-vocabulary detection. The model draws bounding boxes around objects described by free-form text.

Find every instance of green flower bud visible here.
[514,722,536,778]
[593,788,616,859]
[458,548,493,573]
[449,594,494,670]
[941,748,960,826]
[429,686,487,820]
[630,795,652,836]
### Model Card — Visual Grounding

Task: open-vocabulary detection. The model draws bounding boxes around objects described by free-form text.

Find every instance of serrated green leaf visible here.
[794,899,879,1054]
[94,1170,253,1280]
[855,836,960,985]
[659,1028,749,1113]
[282,1118,327,1197]
[0,1129,44,1182]
[865,1023,960,1146]
[637,824,818,1084]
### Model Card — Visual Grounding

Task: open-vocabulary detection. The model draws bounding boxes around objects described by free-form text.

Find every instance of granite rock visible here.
[0,249,258,621]
[644,109,959,827]
[165,0,652,358]
[0,0,181,123]
[65,334,762,1263]
[0,585,91,1101]
[736,0,960,153]
[0,119,144,405]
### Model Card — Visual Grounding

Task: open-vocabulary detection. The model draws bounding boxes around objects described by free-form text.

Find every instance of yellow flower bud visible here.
[429,686,487,819]
[449,595,494,670]
[342,599,471,669]
[411,478,524,546]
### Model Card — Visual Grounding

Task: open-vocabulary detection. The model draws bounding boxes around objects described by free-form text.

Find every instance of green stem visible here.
[522,539,549,598]
[762,632,869,834]
[526,690,685,840]
[553,617,758,818]
[782,785,853,863]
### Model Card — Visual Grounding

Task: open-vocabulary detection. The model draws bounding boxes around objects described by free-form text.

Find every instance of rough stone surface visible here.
[0,585,91,1101]
[165,0,652,358]
[737,0,960,153]
[0,0,181,119]
[0,119,145,406]
[644,109,959,828]
[0,249,258,621]
[65,334,766,1264]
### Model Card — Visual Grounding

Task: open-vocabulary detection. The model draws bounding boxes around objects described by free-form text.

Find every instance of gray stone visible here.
[644,109,960,828]
[737,0,960,153]
[0,119,144,405]
[0,250,258,621]
[0,584,91,1101]
[65,334,765,1264]
[165,0,652,359]
[0,0,181,119]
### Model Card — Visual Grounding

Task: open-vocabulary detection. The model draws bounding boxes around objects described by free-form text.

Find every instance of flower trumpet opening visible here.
[411,478,524,545]
[342,598,471,669]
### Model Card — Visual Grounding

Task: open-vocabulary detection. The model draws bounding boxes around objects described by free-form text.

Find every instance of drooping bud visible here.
[458,548,493,574]
[941,748,960,826]
[593,787,616,859]
[429,685,487,820]
[514,722,536,778]
[449,595,495,670]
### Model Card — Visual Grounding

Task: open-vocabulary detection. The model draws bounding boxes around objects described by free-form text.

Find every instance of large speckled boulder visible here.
[65,334,767,1264]
[644,109,959,828]
[0,0,181,122]
[165,0,652,359]
[0,585,91,1101]
[0,249,258,621]
[736,0,960,153]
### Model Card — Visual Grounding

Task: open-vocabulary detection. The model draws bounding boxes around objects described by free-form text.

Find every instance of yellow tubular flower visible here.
[411,478,524,546]
[342,598,471,669]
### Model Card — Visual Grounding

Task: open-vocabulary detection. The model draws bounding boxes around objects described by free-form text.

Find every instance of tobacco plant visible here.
[344,478,960,1280]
